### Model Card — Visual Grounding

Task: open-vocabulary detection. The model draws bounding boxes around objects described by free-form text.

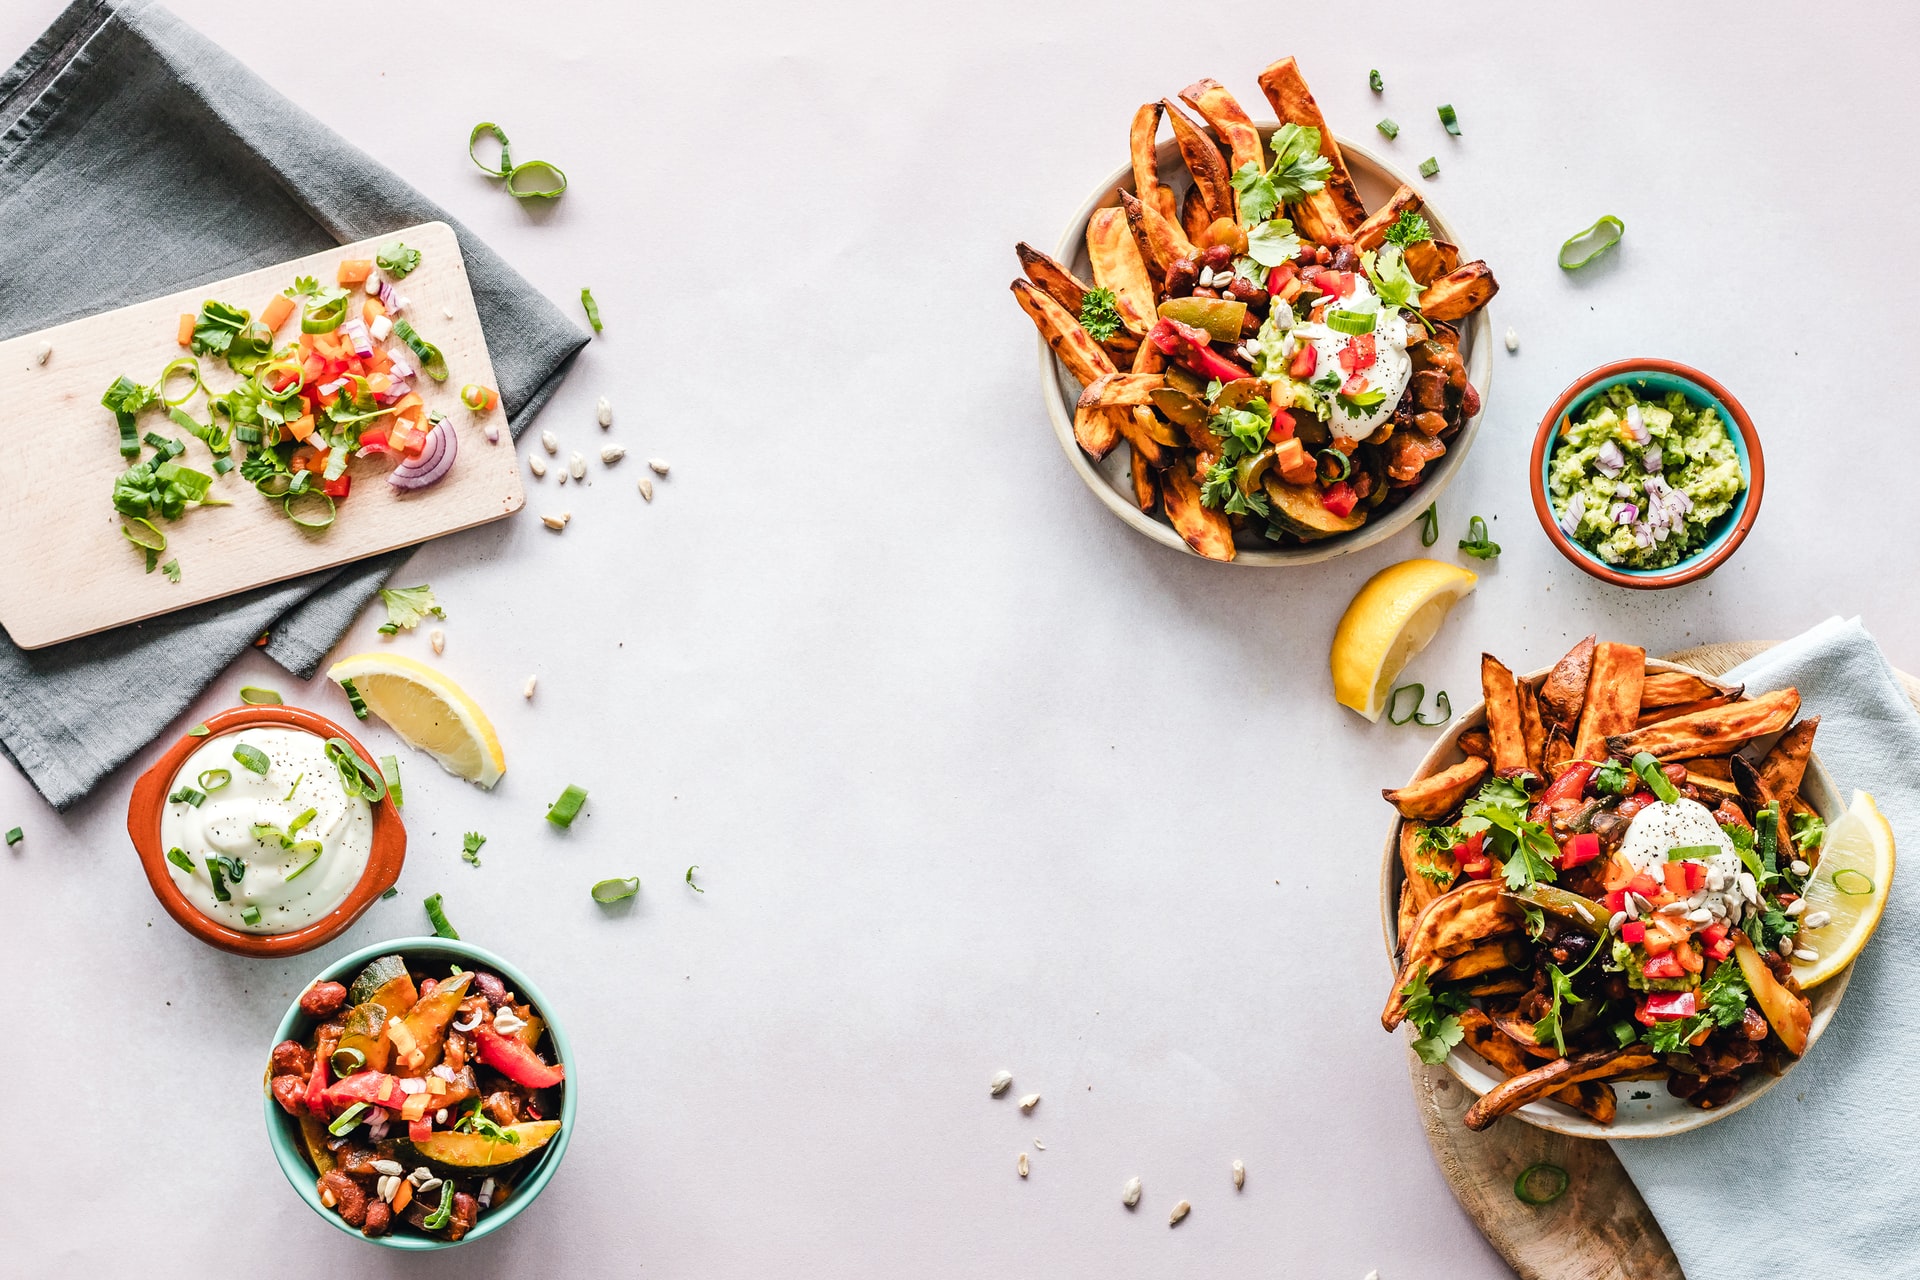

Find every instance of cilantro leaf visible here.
[284,275,320,298]
[190,300,250,357]
[1265,124,1333,203]
[1460,777,1558,891]
[1790,811,1826,853]
[1400,965,1469,1064]
[1362,244,1424,313]
[462,831,486,867]
[101,375,157,416]
[160,558,181,583]
[376,241,421,279]
[1532,962,1583,1055]
[1382,209,1433,248]
[1077,287,1123,342]
[1230,164,1280,228]
[1243,218,1302,269]
[1644,960,1749,1053]
[1591,758,1634,795]
[377,584,445,633]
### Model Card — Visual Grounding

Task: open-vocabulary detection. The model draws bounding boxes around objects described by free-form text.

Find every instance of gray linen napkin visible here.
[1612,617,1920,1278]
[0,0,586,810]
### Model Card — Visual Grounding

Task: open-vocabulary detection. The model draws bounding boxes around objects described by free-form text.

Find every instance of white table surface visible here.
[5,2,1918,1276]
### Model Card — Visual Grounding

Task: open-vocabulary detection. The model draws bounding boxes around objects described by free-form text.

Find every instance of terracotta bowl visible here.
[1376,658,1850,1139]
[128,704,406,957]
[1530,358,1763,589]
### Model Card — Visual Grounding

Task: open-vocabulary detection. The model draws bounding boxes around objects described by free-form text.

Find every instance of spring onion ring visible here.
[1316,448,1353,484]
[1325,309,1376,336]
[232,743,271,775]
[158,357,202,407]
[592,877,641,904]
[390,319,448,382]
[327,1102,368,1136]
[329,1046,366,1076]
[1419,156,1439,178]
[189,724,211,737]
[424,893,460,940]
[283,490,336,530]
[1559,216,1625,271]
[580,288,603,333]
[379,755,403,807]
[198,768,231,792]
[120,518,167,553]
[460,384,492,411]
[1376,119,1399,139]
[1631,751,1680,805]
[547,783,589,828]
[241,905,262,926]
[324,738,389,804]
[239,685,283,705]
[504,159,568,200]
[166,846,195,874]
[300,290,350,334]
[1458,515,1501,560]
[1437,103,1461,135]
[1514,1163,1569,1205]
[1834,868,1875,895]
[284,841,324,880]
[340,678,370,720]
[469,122,513,177]
[254,353,306,402]
[1369,69,1383,92]
[1419,502,1439,547]
[169,786,207,807]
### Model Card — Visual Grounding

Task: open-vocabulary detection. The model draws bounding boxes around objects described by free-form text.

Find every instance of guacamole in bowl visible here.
[1547,384,1746,571]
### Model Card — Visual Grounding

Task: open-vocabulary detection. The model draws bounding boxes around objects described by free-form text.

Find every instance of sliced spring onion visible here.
[241,905,262,926]
[284,490,336,530]
[1458,515,1500,560]
[1514,1162,1569,1205]
[232,742,271,775]
[1437,103,1461,135]
[115,412,140,457]
[390,319,448,382]
[591,877,640,903]
[1326,309,1376,335]
[169,786,207,807]
[1376,118,1399,139]
[253,471,294,498]
[469,121,514,177]
[188,724,211,736]
[1631,751,1679,805]
[380,755,403,807]
[328,1102,369,1136]
[1386,684,1452,727]
[1419,502,1439,547]
[1419,156,1439,178]
[380,886,399,900]
[422,1179,457,1229]
[121,518,167,553]
[1316,448,1353,484]
[205,856,234,902]
[251,822,287,846]
[459,383,491,411]
[301,290,349,334]
[1559,215,1625,270]
[239,685,283,705]
[546,783,589,828]
[282,772,304,802]
[1834,868,1875,895]
[330,1046,367,1076]
[1666,844,1722,861]
[285,841,324,880]
[287,807,317,837]
[166,846,195,873]
[580,287,603,333]
[340,678,370,721]
[158,356,202,407]
[424,893,460,939]
[325,738,388,804]
[505,159,568,200]
[685,865,703,893]
[1369,69,1384,92]
[234,424,263,445]
[198,767,232,792]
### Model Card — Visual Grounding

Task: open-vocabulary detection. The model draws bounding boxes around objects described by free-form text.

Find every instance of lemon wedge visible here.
[1331,559,1478,721]
[1789,790,1895,988]
[326,653,505,789]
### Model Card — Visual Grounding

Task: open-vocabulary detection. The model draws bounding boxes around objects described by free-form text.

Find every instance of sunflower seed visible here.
[541,429,559,454]
[1623,894,1640,920]
[1198,266,1215,287]
[376,1175,398,1202]
[1033,1140,1045,1150]
[1607,910,1627,934]
[1706,870,1725,892]
[434,1108,448,1124]
[1784,899,1807,916]
[1631,893,1654,915]
[601,445,626,465]
[429,628,445,655]
[1018,1093,1040,1112]
[1738,872,1759,902]
[637,477,654,501]
[523,675,538,699]
[1793,947,1819,962]
[370,1159,404,1177]
[989,1071,1013,1097]
[1232,1159,1245,1190]
[1504,327,1519,352]
[596,396,613,427]
[1684,907,1713,923]
[556,468,568,485]
[648,458,670,476]
[1122,1176,1142,1208]
[569,451,586,480]
[528,454,547,478]
[417,1177,442,1196]
[31,340,51,365]
[542,512,570,530]
[409,1166,431,1185]
[1016,1153,1029,1178]
[1169,1200,1190,1226]
[1804,910,1831,929]
[1777,935,1794,957]
[1790,860,1811,876]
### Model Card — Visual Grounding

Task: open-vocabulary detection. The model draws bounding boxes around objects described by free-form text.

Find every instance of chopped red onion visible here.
[1558,491,1586,535]
[1595,440,1626,477]
[375,379,411,405]
[1624,402,1650,444]
[378,280,403,313]
[1669,487,1693,515]
[389,413,458,490]
[316,377,347,396]
[1633,523,1653,548]
[1640,442,1663,472]
[1612,502,1638,525]
[386,352,415,380]
[341,318,374,358]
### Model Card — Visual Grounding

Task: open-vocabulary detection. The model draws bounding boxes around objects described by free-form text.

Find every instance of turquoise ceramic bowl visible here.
[264,936,577,1249]
[1530,359,1763,590]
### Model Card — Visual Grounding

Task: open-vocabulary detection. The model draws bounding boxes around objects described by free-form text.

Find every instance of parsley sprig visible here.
[1198,398,1276,518]
[1230,124,1333,226]
[1643,958,1749,1053]
[1459,777,1557,892]
[1400,965,1468,1064]
[1077,287,1123,342]
[1382,209,1433,248]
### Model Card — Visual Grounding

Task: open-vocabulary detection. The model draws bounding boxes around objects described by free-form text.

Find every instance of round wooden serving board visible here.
[1411,641,1920,1280]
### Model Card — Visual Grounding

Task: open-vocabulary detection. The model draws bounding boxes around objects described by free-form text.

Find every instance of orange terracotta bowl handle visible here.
[127,704,406,957]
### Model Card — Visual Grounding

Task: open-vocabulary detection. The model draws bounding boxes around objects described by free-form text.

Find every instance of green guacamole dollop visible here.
[1547,385,1745,570]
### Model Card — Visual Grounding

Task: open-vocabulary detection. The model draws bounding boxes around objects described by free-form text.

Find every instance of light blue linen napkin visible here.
[1611,617,1920,1278]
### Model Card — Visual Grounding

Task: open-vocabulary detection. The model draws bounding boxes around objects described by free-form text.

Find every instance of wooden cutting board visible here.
[1414,641,1920,1280]
[0,221,523,649]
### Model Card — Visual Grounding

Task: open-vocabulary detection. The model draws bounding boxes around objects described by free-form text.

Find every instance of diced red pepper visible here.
[1287,344,1317,379]
[326,1070,402,1112]
[1559,832,1601,869]
[322,474,351,499]
[1627,873,1660,900]
[1349,332,1376,370]
[1266,408,1296,443]
[357,427,390,456]
[303,1054,330,1118]
[408,1117,434,1144]
[1319,481,1358,518]
[1453,832,1490,878]
[1642,951,1684,980]
[1683,861,1706,891]
[474,1024,566,1090]
[1266,262,1298,290]
[1602,888,1627,916]
[1145,318,1251,384]
[1662,862,1690,895]
[1641,990,1697,1022]
[1620,920,1646,944]
[1339,372,1368,397]
[1536,761,1597,812]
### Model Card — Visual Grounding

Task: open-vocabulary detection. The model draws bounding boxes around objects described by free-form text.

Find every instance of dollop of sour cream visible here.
[160,727,373,934]
[1297,275,1412,438]
[1616,798,1741,886]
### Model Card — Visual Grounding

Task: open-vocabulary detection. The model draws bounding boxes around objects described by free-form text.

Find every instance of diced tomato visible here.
[326,1071,402,1111]
[1642,951,1684,980]
[1662,862,1689,895]
[1602,888,1627,915]
[1627,873,1660,900]
[1620,920,1646,944]
[1319,481,1358,518]
[1265,261,1298,290]
[1683,861,1706,891]
[1559,833,1601,869]
[358,427,390,455]
[408,1117,433,1144]
[1641,990,1697,1022]
[474,1024,566,1090]
[1266,409,1296,443]
[322,474,351,499]
[1288,344,1317,379]
[1706,934,1735,961]
[1340,373,1368,397]
[1347,332,1377,371]
[303,1054,330,1118]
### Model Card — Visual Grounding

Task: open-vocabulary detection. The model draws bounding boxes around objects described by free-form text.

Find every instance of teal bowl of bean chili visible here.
[265,936,577,1248]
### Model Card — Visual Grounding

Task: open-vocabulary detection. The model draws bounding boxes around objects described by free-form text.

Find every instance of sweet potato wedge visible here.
[1128,102,1179,227]
[1119,189,1196,279]
[1403,239,1460,285]
[1180,184,1211,244]
[1456,728,1492,760]
[1420,261,1499,322]
[1011,280,1114,387]
[1127,444,1157,513]
[1076,372,1164,411]
[1383,882,1520,1029]
[1572,641,1645,762]
[1490,1008,1560,1059]
[1759,717,1819,809]
[1177,77,1264,175]
[1114,408,1166,466]
[1607,688,1801,761]
[1733,755,1794,855]
[1384,755,1489,820]
[1434,939,1524,983]
[1544,727,1574,776]
[1162,98,1235,226]
[1254,57,1365,238]
[1538,635,1596,733]
[1353,185,1422,251]
[1397,822,1455,935]
[1069,404,1124,459]
[1159,459,1235,562]
[1518,681,1547,777]
[1637,693,1740,727]
[1085,207,1156,337]
[1015,242,1089,317]
[1482,655,1530,779]
[1463,1044,1656,1130]
[1641,670,1740,709]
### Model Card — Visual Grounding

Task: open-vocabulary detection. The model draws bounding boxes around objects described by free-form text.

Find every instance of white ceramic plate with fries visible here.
[1016,59,1494,566]
[1377,653,1853,1140]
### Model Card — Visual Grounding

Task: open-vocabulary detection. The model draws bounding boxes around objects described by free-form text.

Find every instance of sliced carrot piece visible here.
[362,298,386,326]
[261,293,295,332]
[287,414,316,442]
[337,258,373,285]
[176,312,195,346]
